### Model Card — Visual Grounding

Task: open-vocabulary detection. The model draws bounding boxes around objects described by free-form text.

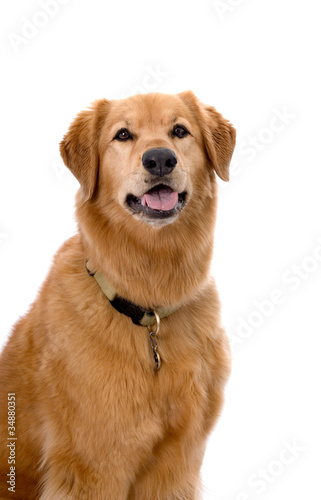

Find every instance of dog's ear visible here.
[60,99,109,201]
[179,91,236,181]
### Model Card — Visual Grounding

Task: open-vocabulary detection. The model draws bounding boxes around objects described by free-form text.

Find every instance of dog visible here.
[0,91,236,499]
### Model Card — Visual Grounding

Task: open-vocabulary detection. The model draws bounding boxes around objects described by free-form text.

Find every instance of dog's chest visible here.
[148,360,209,436]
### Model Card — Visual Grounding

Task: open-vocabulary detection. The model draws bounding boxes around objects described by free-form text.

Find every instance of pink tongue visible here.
[141,187,178,211]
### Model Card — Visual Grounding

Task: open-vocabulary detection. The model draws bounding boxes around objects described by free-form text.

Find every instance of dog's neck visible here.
[77,193,217,310]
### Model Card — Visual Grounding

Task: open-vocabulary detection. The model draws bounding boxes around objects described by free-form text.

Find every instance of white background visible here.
[1,1,321,498]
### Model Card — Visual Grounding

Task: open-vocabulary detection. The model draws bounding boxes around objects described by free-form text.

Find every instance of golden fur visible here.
[0,91,236,499]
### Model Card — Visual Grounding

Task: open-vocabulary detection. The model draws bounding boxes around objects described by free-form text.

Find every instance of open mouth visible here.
[126,184,187,220]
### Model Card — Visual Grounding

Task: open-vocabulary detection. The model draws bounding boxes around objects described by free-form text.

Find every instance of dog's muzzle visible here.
[126,148,187,223]
[126,183,187,221]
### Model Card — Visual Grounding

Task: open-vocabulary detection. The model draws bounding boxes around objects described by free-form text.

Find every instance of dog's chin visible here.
[125,184,187,226]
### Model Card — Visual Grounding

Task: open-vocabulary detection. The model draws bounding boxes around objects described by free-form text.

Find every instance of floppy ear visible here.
[60,99,109,201]
[179,91,236,181]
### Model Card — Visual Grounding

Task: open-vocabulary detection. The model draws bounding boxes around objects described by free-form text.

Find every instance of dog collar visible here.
[85,261,179,327]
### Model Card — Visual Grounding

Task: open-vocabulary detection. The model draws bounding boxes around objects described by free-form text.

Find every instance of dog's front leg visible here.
[39,456,133,500]
[39,474,131,500]
[128,438,205,500]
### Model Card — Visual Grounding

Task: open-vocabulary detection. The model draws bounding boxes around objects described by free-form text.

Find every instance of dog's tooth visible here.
[141,195,147,207]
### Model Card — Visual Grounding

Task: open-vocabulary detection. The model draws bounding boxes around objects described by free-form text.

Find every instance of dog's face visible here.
[100,94,196,226]
[60,91,236,227]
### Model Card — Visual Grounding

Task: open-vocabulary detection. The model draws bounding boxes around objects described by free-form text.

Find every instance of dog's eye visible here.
[114,128,133,141]
[172,125,189,139]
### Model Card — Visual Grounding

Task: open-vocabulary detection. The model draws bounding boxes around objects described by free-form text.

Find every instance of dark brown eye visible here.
[114,128,133,141]
[172,124,189,138]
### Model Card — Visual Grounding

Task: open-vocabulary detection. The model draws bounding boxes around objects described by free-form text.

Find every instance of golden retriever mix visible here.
[0,91,235,499]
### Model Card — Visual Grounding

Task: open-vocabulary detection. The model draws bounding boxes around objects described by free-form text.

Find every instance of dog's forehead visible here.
[109,93,194,129]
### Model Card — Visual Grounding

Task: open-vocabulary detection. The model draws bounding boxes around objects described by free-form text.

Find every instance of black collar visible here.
[85,261,179,326]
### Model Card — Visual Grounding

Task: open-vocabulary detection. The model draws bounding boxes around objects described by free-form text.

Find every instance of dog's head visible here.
[60,91,236,227]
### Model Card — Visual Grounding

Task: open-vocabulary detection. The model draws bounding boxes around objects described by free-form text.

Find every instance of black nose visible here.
[142,148,177,177]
